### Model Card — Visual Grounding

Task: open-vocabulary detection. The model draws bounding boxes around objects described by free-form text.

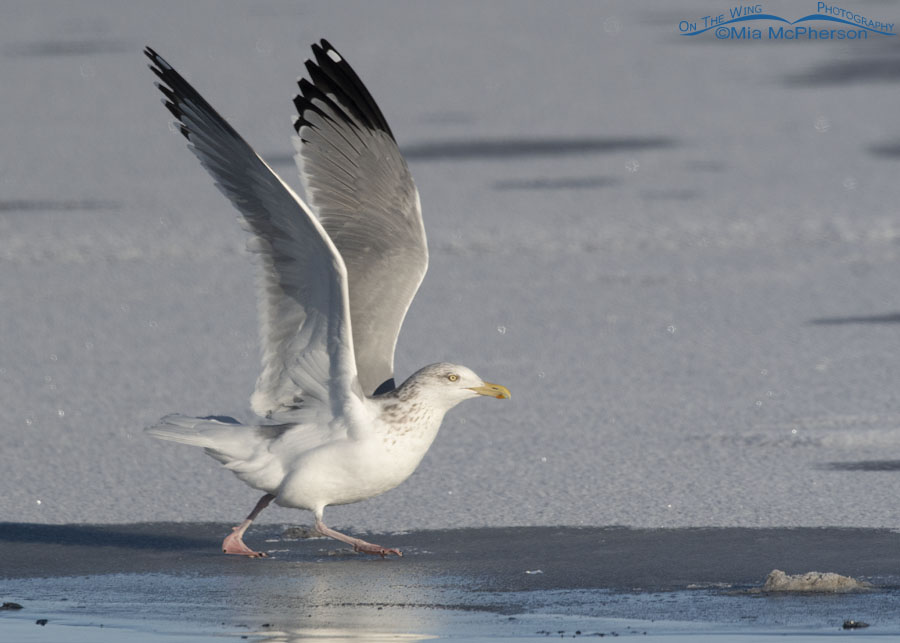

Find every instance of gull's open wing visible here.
[293,39,428,396]
[145,47,365,424]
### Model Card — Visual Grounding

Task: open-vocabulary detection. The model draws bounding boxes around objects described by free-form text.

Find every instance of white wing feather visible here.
[145,47,366,429]
[293,40,428,396]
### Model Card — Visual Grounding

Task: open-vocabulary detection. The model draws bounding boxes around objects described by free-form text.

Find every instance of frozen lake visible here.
[2,523,899,641]
[2,0,900,639]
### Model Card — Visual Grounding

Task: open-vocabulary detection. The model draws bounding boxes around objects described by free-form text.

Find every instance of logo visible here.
[678,3,895,41]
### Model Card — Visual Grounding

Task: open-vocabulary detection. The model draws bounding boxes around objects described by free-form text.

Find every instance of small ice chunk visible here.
[525,569,543,575]
[762,569,871,593]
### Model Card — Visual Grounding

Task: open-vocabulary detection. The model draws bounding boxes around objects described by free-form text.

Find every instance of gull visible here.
[143,41,510,558]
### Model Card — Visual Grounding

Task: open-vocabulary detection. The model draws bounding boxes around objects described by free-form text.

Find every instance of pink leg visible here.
[315,518,402,558]
[222,493,274,557]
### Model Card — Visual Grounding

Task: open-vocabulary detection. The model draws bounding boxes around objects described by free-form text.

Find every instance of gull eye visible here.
[447,374,459,382]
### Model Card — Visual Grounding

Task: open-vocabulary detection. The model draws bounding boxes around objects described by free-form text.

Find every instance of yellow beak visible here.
[468,381,511,400]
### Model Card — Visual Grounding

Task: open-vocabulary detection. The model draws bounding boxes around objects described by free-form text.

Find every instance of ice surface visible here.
[2,1,900,530]
[2,524,900,640]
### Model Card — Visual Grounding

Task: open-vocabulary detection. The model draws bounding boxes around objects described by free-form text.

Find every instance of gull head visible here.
[394,362,511,411]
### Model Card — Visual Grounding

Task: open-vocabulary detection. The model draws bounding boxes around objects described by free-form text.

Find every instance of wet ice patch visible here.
[761,569,871,593]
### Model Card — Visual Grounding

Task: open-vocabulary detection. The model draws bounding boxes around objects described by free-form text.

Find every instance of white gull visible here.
[143,41,510,558]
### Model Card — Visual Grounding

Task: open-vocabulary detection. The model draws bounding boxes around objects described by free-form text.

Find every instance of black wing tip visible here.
[293,113,313,134]
[298,38,396,141]
[145,51,190,140]
[311,39,334,56]
[311,39,342,65]
[294,76,358,137]
[144,45,170,72]
[144,47,195,142]
[144,46,260,149]
[292,89,318,134]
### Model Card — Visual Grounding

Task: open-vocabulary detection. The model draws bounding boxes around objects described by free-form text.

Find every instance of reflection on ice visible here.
[251,628,435,642]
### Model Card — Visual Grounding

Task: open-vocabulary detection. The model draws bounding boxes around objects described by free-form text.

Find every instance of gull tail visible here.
[146,414,246,451]
[146,414,288,491]
[147,414,273,463]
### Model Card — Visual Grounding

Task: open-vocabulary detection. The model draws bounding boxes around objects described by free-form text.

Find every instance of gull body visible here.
[144,42,509,557]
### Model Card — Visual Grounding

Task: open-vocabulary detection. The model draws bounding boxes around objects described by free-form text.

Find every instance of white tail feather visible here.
[146,414,267,464]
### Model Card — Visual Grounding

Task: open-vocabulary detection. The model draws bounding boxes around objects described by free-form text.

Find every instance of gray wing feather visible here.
[293,40,428,396]
[145,47,364,421]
